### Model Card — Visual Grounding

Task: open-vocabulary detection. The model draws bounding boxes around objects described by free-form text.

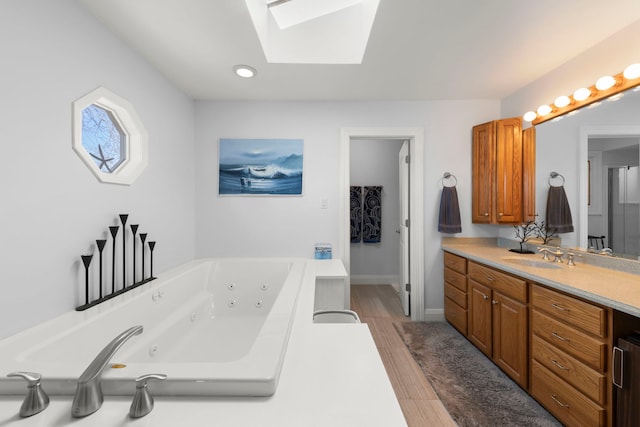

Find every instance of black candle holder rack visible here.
[76,214,157,311]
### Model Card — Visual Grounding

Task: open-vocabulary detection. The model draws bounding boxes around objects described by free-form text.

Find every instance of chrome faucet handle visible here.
[129,373,167,418]
[7,371,50,417]
[538,247,551,260]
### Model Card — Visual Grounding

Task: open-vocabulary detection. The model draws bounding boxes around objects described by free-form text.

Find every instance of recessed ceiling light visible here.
[233,65,257,78]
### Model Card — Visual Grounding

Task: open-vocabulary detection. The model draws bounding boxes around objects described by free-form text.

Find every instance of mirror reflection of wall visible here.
[589,138,640,259]
[535,88,640,257]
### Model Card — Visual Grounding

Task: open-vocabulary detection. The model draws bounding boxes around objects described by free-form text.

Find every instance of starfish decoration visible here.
[89,144,114,172]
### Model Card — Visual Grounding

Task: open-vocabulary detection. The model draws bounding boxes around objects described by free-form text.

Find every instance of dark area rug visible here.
[394,321,562,427]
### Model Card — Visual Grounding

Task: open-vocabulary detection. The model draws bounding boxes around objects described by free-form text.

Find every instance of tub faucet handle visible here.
[129,373,167,418]
[7,371,50,417]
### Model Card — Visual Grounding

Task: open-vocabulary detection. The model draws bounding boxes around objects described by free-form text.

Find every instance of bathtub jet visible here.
[0,258,305,397]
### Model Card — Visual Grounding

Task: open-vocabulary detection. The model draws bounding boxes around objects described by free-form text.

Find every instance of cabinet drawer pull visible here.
[498,212,503,217]
[551,332,570,342]
[483,212,489,216]
[551,303,570,312]
[550,394,569,408]
[550,359,570,371]
[485,275,495,282]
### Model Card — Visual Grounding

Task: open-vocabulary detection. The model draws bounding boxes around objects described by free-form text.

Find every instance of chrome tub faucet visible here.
[71,325,143,418]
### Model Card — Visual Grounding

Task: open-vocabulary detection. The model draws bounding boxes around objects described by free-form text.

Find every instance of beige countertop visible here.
[442,240,640,318]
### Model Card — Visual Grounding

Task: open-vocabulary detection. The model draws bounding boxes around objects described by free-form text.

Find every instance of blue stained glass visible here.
[81,104,126,173]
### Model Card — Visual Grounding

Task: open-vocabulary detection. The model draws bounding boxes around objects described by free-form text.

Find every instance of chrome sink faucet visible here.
[71,325,143,418]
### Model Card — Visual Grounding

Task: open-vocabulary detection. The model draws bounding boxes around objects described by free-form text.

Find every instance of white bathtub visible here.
[0,258,306,397]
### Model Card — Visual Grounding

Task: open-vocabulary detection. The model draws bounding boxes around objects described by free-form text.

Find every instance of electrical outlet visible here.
[320,198,328,209]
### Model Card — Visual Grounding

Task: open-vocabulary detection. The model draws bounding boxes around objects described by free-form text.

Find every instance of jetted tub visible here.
[0,258,306,397]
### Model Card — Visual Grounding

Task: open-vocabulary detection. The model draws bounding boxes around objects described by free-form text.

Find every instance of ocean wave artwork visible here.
[219,138,303,195]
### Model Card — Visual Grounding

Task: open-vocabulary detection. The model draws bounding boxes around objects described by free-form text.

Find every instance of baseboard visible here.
[350,274,400,286]
[423,308,445,322]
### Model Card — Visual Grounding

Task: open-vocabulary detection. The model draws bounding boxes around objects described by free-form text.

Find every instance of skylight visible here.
[246,0,379,64]
[267,0,363,29]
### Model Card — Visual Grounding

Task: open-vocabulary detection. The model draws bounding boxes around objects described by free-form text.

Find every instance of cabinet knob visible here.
[482,294,489,300]
[491,300,498,305]
[483,213,489,216]
[498,212,504,216]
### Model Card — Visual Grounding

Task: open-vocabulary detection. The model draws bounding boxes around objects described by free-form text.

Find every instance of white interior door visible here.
[399,141,410,316]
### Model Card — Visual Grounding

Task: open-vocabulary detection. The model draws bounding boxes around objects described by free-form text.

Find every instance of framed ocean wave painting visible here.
[218,138,304,195]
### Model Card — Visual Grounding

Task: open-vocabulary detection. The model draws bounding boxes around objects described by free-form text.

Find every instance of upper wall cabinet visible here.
[472,117,534,224]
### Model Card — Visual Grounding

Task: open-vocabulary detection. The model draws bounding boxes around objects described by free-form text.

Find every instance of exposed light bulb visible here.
[624,63,640,80]
[523,111,537,122]
[554,95,570,108]
[537,104,552,116]
[573,87,591,101]
[595,75,616,90]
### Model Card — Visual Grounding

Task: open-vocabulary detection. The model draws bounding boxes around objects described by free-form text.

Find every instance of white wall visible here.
[194,100,500,312]
[0,1,196,339]
[350,139,402,283]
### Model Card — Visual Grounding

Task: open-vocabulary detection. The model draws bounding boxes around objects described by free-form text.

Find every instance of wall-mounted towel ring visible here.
[442,172,457,187]
[548,171,565,187]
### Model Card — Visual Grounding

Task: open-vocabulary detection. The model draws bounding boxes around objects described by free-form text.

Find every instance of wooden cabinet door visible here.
[522,126,536,223]
[495,117,523,223]
[493,291,528,388]
[472,121,495,223]
[469,279,492,356]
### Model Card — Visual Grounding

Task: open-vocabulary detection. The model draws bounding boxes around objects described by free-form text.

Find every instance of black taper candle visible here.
[81,255,93,305]
[96,239,107,299]
[109,226,119,293]
[140,233,148,281]
[130,224,139,285]
[148,241,156,279]
[119,215,128,288]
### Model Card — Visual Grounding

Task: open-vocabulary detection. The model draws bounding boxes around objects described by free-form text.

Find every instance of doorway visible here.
[339,128,425,321]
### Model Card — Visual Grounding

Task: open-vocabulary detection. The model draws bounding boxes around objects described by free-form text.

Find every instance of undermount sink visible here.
[501,257,563,269]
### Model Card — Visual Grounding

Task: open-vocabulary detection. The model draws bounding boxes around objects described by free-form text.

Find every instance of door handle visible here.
[613,346,624,389]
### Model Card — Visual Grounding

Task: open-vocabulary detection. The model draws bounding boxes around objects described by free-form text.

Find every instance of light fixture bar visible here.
[529,67,640,125]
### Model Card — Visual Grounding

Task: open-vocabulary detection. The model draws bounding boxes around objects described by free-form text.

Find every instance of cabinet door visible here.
[469,279,492,356]
[522,126,536,222]
[495,117,523,223]
[493,291,528,388]
[472,121,495,223]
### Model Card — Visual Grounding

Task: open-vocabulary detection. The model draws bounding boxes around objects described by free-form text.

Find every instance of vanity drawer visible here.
[532,310,606,372]
[531,360,605,427]
[532,334,606,405]
[445,296,467,335]
[444,267,466,292]
[445,282,467,309]
[444,252,466,275]
[468,261,526,303]
[531,284,607,338]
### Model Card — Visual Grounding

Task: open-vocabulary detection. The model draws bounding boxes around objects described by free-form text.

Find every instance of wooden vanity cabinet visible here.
[472,117,525,224]
[443,252,468,335]
[530,284,609,427]
[467,261,528,388]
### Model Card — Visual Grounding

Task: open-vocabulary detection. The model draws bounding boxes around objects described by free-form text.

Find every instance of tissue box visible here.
[314,243,332,259]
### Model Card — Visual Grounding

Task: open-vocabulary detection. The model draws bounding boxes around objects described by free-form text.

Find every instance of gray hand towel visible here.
[546,185,573,233]
[438,186,462,233]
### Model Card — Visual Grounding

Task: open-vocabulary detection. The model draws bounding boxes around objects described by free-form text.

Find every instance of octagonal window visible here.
[73,87,148,185]
[82,105,126,173]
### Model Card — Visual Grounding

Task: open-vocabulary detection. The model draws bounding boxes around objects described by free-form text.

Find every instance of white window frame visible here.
[72,87,148,185]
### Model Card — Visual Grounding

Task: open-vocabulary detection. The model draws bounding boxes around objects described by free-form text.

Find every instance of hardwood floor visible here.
[351,285,456,427]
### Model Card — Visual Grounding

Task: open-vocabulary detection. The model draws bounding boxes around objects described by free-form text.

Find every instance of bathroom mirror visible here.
[535,86,640,259]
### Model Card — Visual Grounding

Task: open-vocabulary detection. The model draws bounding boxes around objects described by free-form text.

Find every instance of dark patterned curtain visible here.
[363,186,382,243]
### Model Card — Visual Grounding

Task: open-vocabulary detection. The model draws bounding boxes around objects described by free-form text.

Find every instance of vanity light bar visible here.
[524,63,640,125]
